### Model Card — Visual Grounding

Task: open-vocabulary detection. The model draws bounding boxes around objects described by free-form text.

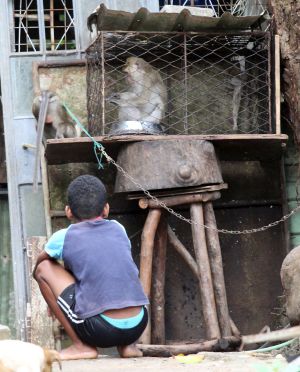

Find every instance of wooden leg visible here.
[139,208,162,344]
[151,212,168,345]
[204,202,231,337]
[167,225,198,277]
[230,317,241,337]
[190,203,221,340]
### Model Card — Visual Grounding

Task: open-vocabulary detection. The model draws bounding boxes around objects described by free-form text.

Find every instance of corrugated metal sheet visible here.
[87,4,268,33]
[0,197,14,332]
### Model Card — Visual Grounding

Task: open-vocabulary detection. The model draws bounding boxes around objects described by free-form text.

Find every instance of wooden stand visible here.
[138,185,238,350]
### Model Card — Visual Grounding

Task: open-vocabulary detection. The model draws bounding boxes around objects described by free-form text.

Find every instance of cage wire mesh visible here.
[87,31,271,136]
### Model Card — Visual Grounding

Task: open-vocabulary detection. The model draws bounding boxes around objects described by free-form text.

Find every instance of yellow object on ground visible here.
[174,354,205,364]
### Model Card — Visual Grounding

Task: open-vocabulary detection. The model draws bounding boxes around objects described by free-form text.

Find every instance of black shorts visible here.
[57,284,148,348]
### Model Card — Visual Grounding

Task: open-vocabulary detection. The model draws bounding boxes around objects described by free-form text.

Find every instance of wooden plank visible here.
[137,337,240,357]
[139,191,221,209]
[275,35,281,135]
[242,325,300,346]
[41,146,52,239]
[45,134,288,165]
[151,213,168,345]
[26,237,54,348]
[190,203,221,340]
[129,184,227,200]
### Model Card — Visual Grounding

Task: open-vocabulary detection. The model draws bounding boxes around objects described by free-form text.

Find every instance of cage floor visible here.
[45,134,288,165]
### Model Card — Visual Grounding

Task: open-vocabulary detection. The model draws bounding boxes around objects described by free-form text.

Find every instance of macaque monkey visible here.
[108,57,167,124]
[31,90,81,192]
[32,91,81,139]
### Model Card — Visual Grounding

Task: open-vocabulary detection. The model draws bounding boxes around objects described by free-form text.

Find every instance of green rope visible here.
[62,102,104,169]
[247,338,296,353]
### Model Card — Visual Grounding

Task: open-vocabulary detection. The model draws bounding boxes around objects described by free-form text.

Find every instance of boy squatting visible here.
[33,175,149,360]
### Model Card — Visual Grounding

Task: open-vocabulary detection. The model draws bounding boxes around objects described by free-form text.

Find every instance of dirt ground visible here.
[52,351,288,372]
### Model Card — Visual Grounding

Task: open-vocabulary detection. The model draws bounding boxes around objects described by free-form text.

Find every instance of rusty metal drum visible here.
[114,139,223,193]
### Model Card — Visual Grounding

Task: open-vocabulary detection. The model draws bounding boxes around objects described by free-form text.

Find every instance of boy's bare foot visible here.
[117,344,143,358]
[59,344,98,360]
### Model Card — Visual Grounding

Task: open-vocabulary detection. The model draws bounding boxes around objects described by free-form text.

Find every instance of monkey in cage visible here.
[108,57,167,124]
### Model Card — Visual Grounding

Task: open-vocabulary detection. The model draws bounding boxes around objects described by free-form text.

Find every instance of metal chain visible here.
[63,102,300,236]
[97,146,300,235]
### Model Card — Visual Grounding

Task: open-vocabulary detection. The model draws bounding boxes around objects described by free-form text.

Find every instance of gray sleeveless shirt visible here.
[61,219,148,319]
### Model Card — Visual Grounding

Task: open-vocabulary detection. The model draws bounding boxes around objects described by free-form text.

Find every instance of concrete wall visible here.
[284,125,300,248]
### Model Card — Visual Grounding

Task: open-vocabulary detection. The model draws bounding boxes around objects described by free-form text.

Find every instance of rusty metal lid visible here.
[114,139,223,193]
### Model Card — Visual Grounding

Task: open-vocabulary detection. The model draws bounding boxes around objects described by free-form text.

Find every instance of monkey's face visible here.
[123,57,146,84]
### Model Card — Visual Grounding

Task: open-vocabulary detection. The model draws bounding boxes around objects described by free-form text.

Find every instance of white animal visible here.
[0,340,61,372]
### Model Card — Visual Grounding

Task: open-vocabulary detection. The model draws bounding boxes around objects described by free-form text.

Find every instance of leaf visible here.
[174,354,205,364]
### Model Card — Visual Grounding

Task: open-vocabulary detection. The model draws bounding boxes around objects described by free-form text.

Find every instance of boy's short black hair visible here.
[67,175,107,220]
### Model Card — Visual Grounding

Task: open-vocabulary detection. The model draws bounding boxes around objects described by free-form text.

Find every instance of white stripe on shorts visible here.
[57,296,84,324]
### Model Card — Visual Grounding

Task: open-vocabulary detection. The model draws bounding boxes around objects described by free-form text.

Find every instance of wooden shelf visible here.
[45,134,288,165]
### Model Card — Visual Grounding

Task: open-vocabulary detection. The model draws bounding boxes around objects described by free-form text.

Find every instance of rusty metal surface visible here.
[87,4,268,33]
[114,140,223,192]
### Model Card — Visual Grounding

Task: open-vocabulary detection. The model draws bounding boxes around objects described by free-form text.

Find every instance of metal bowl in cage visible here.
[108,121,165,136]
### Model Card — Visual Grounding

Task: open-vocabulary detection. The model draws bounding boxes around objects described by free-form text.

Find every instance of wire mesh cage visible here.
[87,31,272,136]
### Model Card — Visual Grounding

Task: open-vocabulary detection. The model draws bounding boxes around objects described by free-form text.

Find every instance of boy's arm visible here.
[32,227,68,279]
[32,250,53,279]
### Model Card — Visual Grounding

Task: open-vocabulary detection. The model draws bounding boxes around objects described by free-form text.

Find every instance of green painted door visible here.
[0,196,14,334]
